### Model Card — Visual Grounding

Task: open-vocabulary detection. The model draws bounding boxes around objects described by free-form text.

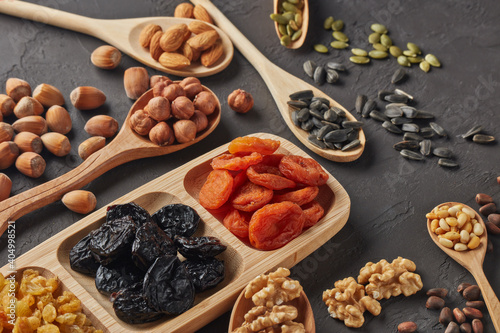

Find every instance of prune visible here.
[152,204,200,239]
[69,234,100,276]
[143,255,195,315]
[95,261,144,295]
[89,216,136,265]
[112,287,164,324]
[106,202,153,227]
[183,257,225,292]
[199,169,234,210]
[132,222,177,271]
[174,236,227,259]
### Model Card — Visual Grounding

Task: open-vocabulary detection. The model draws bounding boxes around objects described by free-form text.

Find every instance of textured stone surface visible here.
[0,0,499,332]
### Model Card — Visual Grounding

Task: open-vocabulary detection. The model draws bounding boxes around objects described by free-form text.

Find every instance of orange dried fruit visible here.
[302,200,325,228]
[199,169,234,209]
[223,208,250,239]
[273,186,319,206]
[232,170,248,192]
[228,136,280,155]
[260,153,285,167]
[211,152,263,171]
[279,155,329,186]
[232,181,274,212]
[247,164,296,190]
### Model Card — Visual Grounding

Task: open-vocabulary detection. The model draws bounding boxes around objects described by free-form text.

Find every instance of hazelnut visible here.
[190,110,208,132]
[153,80,169,97]
[32,83,65,107]
[13,132,43,154]
[13,96,44,118]
[228,89,254,113]
[150,75,172,88]
[45,105,72,134]
[12,116,48,136]
[171,96,195,120]
[0,173,12,202]
[6,78,31,102]
[173,119,197,143]
[0,122,14,143]
[70,86,106,110]
[78,136,106,160]
[193,91,217,115]
[15,152,46,178]
[0,141,19,169]
[91,45,122,70]
[41,132,71,157]
[84,115,119,138]
[124,67,149,100]
[0,94,15,117]
[180,77,203,99]
[145,96,171,121]
[161,83,186,102]
[62,190,97,214]
[129,109,157,136]
[149,122,174,146]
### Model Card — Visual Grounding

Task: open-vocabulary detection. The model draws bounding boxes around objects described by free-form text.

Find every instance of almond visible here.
[188,20,214,35]
[13,96,44,118]
[159,24,189,52]
[78,136,106,160]
[32,83,65,107]
[187,30,219,51]
[84,115,119,138]
[0,141,19,169]
[174,3,194,18]
[46,105,72,134]
[62,190,97,214]
[0,122,14,143]
[0,173,12,202]
[13,132,43,154]
[41,132,71,157]
[15,152,46,178]
[149,30,164,61]
[193,5,213,24]
[12,116,48,136]
[6,78,31,102]
[139,24,162,48]
[201,39,224,67]
[91,45,122,70]
[70,86,106,110]
[124,67,149,100]
[0,94,15,117]
[181,42,195,62]
[158,52,191,70]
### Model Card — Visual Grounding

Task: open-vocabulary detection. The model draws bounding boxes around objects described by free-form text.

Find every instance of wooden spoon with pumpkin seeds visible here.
[272,0,309,49]
[191,0,365,162]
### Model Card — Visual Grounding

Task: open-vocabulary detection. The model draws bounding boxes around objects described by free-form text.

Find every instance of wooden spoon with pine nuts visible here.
[426,202,500,331]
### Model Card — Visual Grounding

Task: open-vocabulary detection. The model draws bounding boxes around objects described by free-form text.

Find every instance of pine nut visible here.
[431,219,439,232]
[462,207,475,218]
[473,223,484,236]
[460,230,470,244]
[457,212,469,227]
[467,236,480,249]
[446,217,458,227]
[439,218,451,231]
[464,222,472,233]
[439,238,454,248]
[437,210,450,218]
[454,243,468,251]
[444,232,460,241]
[426,213,438,219]
[448,206,459,217]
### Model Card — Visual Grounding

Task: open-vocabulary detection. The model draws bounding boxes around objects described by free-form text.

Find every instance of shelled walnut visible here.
[234,305,299,333]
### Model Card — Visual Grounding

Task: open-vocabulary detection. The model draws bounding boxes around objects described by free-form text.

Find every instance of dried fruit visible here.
[139,24,162,48]
[45,105,72,134]
[232,181,274,212]
[211,152,263,171]
[223,208,250,238]
[0,173,12,201]
[124,67,149,100]
[228,137,280,155]
[0,141,19,169]
[302,200,324,228]
[84,115,119,138]
[12,115,47,135]
[6,77,31,102]
[247,163,296,190]
[13,96,44,118]
[173,119,197,143]
[193,4,213,24]
[112,287,164,324]
[70,86,106,110]
[78,136,106,160]
[279,155,329,186]
[273,186,319,206]
[152,203,200,238]
[183,257,225,292]
[62,190,97,214]
[149,122,174,146]
[13,131,42,153]
[158,52,191,69]
[41,132,71,157]
[15,151,46,178]
[199,169,234,210]
[228,89,254,113]
[91,45,122,69]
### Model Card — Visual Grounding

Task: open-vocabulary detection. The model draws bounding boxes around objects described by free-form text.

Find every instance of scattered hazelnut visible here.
[190,110,208,132]
[12,116,48,136]
[161,83,185,102]
[13,132,43,154]
[149,122,174,146]
[45,105,72,135]
[84,115,119,138]
[228,89,254,113]
[173,119,197,143]
[62,190,97,214]
[0,141,19,169]
[129,109,157,136]
[6,78,31,102]
[180,77,202,99]
[91,45,122,70]
[0,122,14,143]
[15,152,46,178]
[32,83,65,107]
[13,96,44,118]
[145,96,171,121]
[124,67,149,100]
[70,86,106,110]
[41,132,71,157]
[193,91,217,115]
[171,96,195,120]
[78,136,106,160]
[0,173,12,202]
[0,94,15,117]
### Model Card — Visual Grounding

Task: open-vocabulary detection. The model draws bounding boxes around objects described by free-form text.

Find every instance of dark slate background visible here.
[1,0,499,332]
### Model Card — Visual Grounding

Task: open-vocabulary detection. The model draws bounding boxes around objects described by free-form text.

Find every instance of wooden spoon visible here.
[427,202,500,331]
[0,1,233,77]
[228,283,315,332]
[190,0,365,162]
[0,86,221,235]
[273,0,309,49]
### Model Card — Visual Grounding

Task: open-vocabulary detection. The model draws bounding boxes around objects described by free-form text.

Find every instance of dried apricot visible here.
[279,155,329,186]
[232,181,274,212]
[247,164,296,190]
[211,152,263,171]
[199,169,234,210]
[223,208,250,239]
[232,170,248,192]
[273,186,319,206]
[228,136,280,155]
[260,153,285,167]
[302,200,324,228]
[249,202,305,250]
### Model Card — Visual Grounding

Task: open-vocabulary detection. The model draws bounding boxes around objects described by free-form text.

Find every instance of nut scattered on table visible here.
[15,151,46,178]
[13,96,44,118]
[84,115,119,138]
[124,66,149,100]
[41,132,71,157]
[228,89,254,113]
[0,172,12,201]
[45,105,72,135]
[0,141,19,169]
[0,94,15,117]
[0,122,14,143]
[14,131,43,154]
[78,136,106,160]
[62,190,97,214]
[32,83,65,107]
[6,77,31,102]
[70,86,106,110]
[91,45,122,69]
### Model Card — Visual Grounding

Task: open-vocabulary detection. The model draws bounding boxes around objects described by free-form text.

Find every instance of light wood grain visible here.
[273,0,309,49]
[1,133,350,332]
[0,86,220,236]
[190,0,365,163]
[427,202,500,331]
[0,0,233,77]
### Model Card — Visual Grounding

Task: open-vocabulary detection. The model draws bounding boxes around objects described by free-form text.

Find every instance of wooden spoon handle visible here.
[471,267,500,331]
[0,0,99,35]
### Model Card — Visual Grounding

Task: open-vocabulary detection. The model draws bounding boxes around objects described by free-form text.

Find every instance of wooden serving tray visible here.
[1,133,350,332]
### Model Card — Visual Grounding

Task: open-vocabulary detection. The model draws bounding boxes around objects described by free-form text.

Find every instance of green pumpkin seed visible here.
[289,20,299,31]
[332,20,344,31]
[281,35,291,47]
[368,32,380,44]
[288,0,300,4]
[282,12,295,21]
[282,2,298,13]
[389,45,402,57]
[314,44,329,53]
[397,55,410,67]
[350,56,370,64]
[295,0,304,10]
[351,48,368,57]
[279,24,288,36]
[286,24,294,35]
[403,50,417,57]
[324,16,334,30]
[270,13,289,25]
[332,31,349,42]
[425,54,441,67]
[419,60,430,72]
[407,42,421,54]
[380,34,392,47]
[295,13,302,27]
[330,41,349,49]
[373,43,387,52]
[369,50,388,59]
[408,56,423,64]
[291,29,302,41]
[371,23,388,34]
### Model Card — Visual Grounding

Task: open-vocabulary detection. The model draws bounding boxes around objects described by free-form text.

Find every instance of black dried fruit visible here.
[89,216,136,265]
[183,257,225,292]
[174,236,227,259]
[143,255,195,315]
[112,287,164,324]
[152,204,200,238]
[95,261,144,295]
[132,222,177,271]
[107,202,153,227]
[69,234,100,277]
